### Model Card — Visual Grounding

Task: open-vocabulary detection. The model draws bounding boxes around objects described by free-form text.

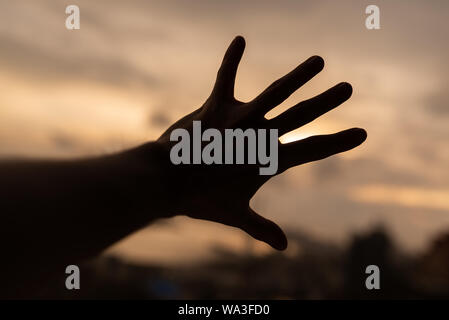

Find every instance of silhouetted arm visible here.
[0,36,366,297]
[0,143,169,296]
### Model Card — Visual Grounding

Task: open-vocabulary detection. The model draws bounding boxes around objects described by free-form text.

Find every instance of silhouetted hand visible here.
[142,36,367,250]
[0,36,367,296]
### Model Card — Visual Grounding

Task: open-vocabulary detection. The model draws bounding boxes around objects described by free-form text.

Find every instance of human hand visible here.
[149,36,367,250]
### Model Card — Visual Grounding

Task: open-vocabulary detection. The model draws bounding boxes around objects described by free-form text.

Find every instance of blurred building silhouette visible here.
[35,227,449,299]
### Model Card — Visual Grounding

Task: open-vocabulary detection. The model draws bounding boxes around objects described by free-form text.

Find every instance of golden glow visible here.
[350,185,449,212]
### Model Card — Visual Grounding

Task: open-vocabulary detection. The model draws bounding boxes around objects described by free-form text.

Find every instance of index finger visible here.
[211,36,246,100]
[250,55,325,115]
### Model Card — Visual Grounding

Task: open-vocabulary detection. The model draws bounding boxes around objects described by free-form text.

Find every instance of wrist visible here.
[114,141,172,218]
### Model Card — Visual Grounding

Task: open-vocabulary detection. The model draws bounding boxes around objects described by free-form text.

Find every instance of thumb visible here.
[239,207,287,251]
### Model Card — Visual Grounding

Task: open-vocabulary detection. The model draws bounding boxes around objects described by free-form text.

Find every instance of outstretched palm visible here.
[156,36,366,250]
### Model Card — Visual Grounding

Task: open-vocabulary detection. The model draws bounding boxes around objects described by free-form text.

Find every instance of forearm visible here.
[0,142,168,294]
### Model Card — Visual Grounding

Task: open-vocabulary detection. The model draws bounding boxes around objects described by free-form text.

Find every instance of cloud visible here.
[349,184,449,212]
[426,85,449,116]
[0,33,159,87]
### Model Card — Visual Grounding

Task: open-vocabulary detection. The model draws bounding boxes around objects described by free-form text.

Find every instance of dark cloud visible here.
[149,110,171,128]
[50,132,78,150]
[426,87,449,116]
[310,157,434,188]
[0,33,159,87]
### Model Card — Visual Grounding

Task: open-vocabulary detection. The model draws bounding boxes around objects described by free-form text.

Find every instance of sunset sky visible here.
[0,0,448,264]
